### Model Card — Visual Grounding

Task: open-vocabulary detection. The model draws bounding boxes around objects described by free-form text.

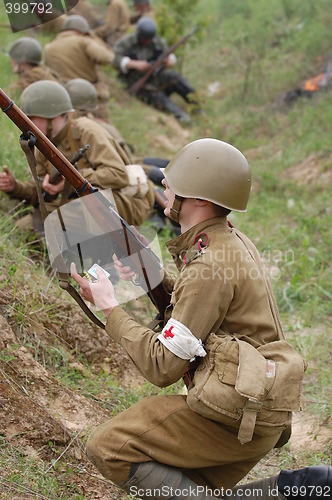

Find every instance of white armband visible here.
[168,53,177,66]
[157,318,207,361]
[120,56,131,73]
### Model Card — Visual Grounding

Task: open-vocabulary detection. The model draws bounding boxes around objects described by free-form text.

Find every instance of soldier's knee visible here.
[85,425,106,465]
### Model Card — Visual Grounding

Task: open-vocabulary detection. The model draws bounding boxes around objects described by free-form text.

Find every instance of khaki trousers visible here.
[86,395,282,489]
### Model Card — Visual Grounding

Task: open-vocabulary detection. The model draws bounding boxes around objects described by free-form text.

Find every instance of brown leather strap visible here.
[58,273,106,330]
[20,135,48,223]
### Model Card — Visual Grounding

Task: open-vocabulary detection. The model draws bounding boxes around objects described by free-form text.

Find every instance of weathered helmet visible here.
[137,17,156,39]
[9,37,42,65]
[164,138,251,212]
[64,78,98,111]
[20,80,74,118]
[62,14,90,34]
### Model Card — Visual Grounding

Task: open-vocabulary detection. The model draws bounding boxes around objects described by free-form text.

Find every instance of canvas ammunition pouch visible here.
[121,163,150,199]
[187,333,307,444]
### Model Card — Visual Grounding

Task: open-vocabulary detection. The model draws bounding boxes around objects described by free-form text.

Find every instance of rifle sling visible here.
[20,135,48,223]
[58,273,106,330]
[19,135,106,330]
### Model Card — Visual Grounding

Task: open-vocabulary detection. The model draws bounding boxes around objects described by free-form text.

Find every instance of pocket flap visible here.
[235,339,267,401]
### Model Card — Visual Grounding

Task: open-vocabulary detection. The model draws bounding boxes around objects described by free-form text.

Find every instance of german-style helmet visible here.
[164,138,251,212]
[137,17,156,39]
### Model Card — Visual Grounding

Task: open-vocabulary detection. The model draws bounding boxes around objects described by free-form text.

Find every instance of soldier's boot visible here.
[152,92,191,124]
[120,461,218,499]
[277,466,331,499]
[229,466,332,499]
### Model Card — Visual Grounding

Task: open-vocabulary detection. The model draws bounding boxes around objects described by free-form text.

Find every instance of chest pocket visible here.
[187,332,306,444]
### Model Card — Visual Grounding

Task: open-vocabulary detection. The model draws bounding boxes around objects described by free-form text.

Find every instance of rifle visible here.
[43,144,91,202]
[128,27,197,96]
[0,87,171,321]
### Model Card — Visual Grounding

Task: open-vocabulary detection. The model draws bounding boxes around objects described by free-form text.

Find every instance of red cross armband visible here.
[157,318,207,361]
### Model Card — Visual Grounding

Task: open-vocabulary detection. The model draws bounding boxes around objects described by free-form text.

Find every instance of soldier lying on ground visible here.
[71,138,331,499]
[7,37,59,93]
[112,17,200,124]
[0,80,154,233]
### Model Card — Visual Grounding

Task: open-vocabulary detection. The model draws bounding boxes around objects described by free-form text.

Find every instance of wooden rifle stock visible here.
[128,26,197,96]
[0,87,171,317]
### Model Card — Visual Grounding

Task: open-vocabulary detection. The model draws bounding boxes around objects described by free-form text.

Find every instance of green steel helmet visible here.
[20,80,74,118]
[137,17,156,39]
[64,78,98,111]
[164,138,251,212]
[9,37,42,65]
[62,14,90,34]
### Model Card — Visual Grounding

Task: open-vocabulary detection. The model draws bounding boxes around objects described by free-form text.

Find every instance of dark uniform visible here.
[113,19,197,123]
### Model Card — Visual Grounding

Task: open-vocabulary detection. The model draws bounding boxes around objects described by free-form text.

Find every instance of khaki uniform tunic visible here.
[94,0,131,46]
[86,217,285,488]
[11,116,154,226]
[44,31,114,83]
[44,32,114,120]
[14,64,59,93]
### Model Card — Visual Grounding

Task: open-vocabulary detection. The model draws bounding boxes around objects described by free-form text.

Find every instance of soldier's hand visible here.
[0,166,16,193]
[112,226,151,282]
[127,59,151,72]
[70,262,119,318]
[112,254,135,282]
[42,173,65,196]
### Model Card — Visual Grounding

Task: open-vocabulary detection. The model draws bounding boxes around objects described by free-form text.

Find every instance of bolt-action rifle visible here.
[128,27,197,96]
[42,144,90,202]
[0,87,171,322]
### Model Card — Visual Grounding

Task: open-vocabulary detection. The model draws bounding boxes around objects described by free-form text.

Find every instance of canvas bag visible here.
[187,332,306,444]
[121,164,150,199]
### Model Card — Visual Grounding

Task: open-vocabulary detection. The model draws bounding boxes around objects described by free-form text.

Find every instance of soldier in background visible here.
[112,17,199,124]
[64,77,134,161]
[7,37,59,93]
[132,0,152,16]
[93,0,131,47]
[44,15,114,121]
[0,81,154,231]
[69,0,104,29]
[64,77,179,235]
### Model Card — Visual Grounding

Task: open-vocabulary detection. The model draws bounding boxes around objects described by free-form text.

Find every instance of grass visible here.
[0,0,332,497]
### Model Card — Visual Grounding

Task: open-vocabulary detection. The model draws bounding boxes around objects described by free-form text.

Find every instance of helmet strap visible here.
[169,195,183,223]
[46,119,56,139]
